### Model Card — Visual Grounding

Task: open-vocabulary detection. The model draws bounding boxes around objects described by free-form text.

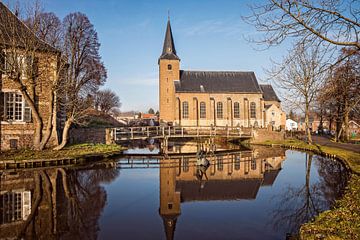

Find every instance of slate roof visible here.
[159,20,179,61]
[259,84,281,102]
[0,2,58,52]
[175,70,262,93]
[177,179,262,202]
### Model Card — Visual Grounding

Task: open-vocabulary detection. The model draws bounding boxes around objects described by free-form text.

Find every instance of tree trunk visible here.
[20,88,43,150]
[54,118,73,150]
[305,101,312,144]
[39,91,55,150]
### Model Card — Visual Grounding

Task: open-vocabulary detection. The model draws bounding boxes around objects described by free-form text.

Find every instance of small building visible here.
[286,119,298,131]
[158,19,285,128]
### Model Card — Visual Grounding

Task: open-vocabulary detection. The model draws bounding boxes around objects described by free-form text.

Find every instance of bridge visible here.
[109,126,253,142]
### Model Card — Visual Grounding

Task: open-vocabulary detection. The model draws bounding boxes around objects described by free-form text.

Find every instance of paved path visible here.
[312,135,360,153]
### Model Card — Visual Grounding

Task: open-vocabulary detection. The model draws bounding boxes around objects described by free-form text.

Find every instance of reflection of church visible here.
[159,147,286,240]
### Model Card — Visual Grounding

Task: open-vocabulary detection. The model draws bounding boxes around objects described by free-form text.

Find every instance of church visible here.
[159,19,286,129]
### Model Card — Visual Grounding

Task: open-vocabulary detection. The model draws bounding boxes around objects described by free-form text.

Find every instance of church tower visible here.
[159,19,180,123]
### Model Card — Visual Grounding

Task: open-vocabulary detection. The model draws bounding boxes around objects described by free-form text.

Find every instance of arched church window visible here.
[234,102,240,118]
[216,102,223,119]
[182,101,189,119]
[167,64,172,70]
[200,102,206,119]
[250,102,256,118]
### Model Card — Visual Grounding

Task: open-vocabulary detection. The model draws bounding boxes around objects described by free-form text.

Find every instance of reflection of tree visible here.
[271,154,323,234]
[17,164,119,239]
[271,153,349,235]
[314,156,349,206]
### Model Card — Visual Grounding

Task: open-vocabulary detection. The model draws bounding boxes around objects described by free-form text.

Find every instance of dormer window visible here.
[167,64,172,70]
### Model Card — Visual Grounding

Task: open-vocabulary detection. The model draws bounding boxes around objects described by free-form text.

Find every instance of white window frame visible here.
[3,91,31,123]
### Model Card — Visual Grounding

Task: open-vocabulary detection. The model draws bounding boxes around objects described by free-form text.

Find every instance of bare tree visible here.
[54,12,106,150]
[243,0,360,50]
[94,89,121,114]
[0,1,62,150]
[269,42,328,144]
[320,48,360,141]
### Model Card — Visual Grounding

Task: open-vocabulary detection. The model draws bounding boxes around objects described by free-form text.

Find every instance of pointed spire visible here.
[159,18,180,60]
[161,215,178,240]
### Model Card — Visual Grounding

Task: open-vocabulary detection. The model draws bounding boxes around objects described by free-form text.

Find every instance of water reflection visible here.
[159,146,286,240]
[270,154,349,234]
[0,163,119,239]
[0,143,349,240]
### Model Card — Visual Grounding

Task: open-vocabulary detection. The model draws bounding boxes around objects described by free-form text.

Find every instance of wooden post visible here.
[197,127,199,137]
[181,127,184,137]
[168,126,171,137]
[131,128,133,139]
[147,127,149,137]
[162,127,165,137]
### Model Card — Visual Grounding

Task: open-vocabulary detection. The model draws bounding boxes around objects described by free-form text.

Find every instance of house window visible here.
[10,139,18,149]
[182,101,189,119]
[216,102,223,119]
[3,92,31,122]
[200,102,206,119]
[4,53,31,79]
[167,64,172,70]
[234,102,240,118]
[250,102,256,118]
[272,111,275,116]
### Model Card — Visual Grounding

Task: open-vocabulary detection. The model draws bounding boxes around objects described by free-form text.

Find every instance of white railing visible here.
[111,126,253,141]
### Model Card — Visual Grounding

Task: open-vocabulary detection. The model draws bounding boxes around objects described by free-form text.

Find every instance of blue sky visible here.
[11,0,291,112]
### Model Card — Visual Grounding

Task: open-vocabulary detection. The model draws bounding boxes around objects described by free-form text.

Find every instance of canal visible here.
[0,141,349,240]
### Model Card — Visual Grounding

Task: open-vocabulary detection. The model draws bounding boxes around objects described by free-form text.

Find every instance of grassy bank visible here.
[0,143,125,161]
[255,139,360,240]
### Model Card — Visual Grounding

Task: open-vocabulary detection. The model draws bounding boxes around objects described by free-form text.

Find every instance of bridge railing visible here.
[112,126,253,141]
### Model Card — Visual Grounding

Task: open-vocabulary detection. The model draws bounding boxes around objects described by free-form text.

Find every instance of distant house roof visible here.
[159,20,179,61]
[260,84,281,102]
[0,2,58,52]
[176,179,262,202]
[175,70,262,93]
[141,113,157,119]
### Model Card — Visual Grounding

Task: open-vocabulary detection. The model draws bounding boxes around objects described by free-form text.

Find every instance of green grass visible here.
[0,143,125,161]
[257,139,360,240]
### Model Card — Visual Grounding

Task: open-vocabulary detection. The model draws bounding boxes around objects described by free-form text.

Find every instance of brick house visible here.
[159,19,286,128]
[0,3,61,150]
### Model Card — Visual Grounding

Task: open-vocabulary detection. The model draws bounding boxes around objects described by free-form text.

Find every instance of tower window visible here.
[167,64,172,70]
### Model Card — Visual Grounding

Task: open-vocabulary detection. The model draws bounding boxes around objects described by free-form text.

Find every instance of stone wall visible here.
[68,128,108,144]
[251,128,285,143]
